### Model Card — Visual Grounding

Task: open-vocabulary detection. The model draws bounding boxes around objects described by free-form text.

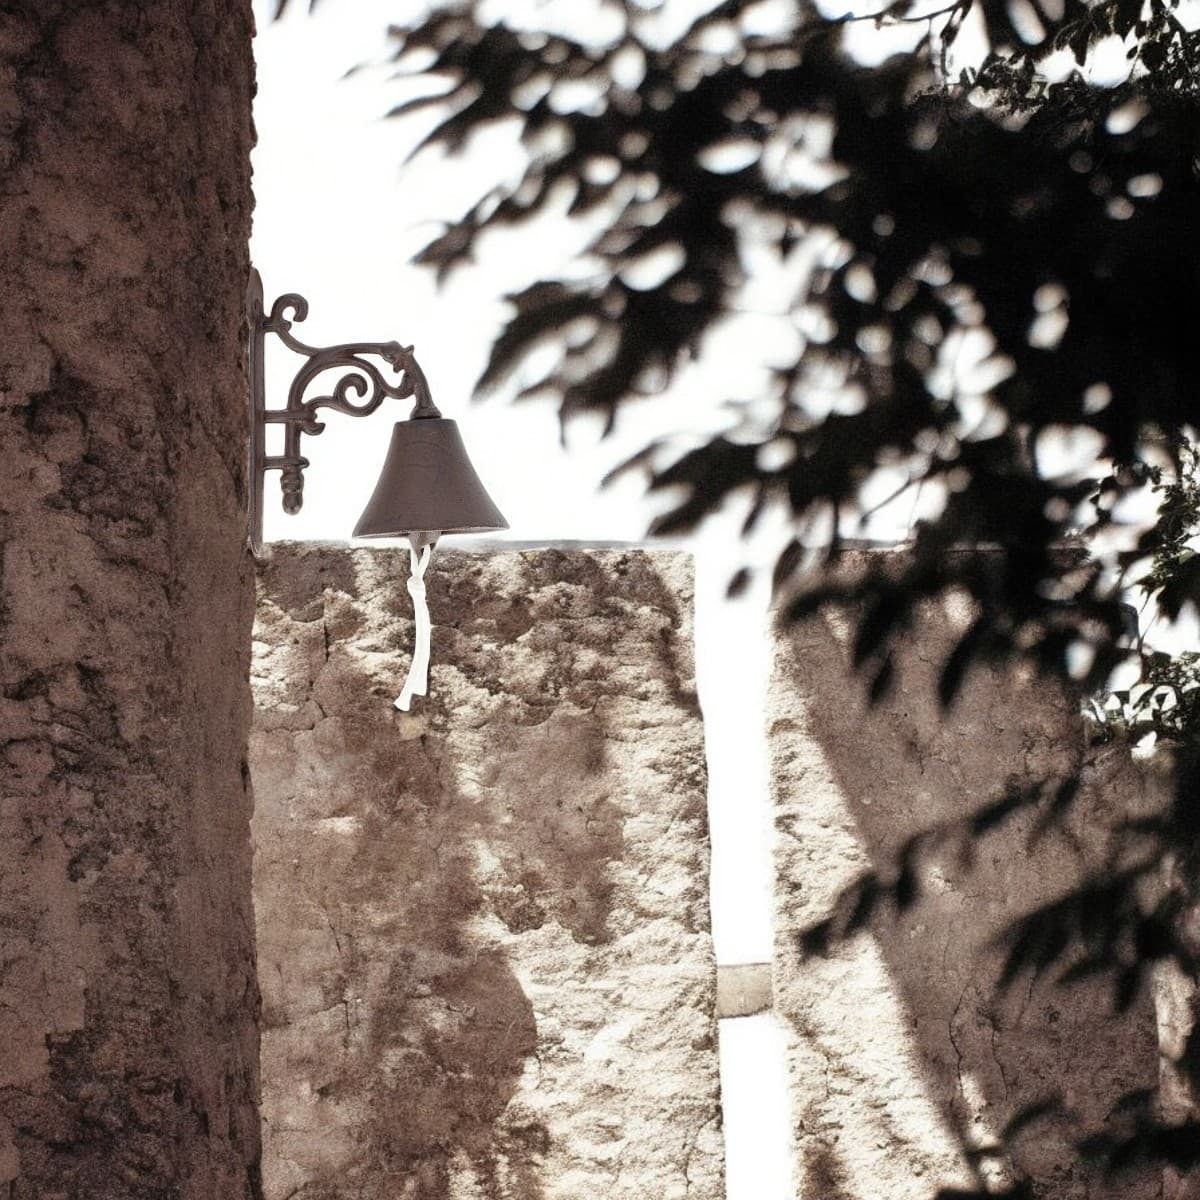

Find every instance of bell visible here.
[352,418,508,538]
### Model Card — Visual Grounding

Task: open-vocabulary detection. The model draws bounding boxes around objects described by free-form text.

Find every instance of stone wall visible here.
[770,555,1162,1199]
[0,5,258,1197]
[250,544,723,1200]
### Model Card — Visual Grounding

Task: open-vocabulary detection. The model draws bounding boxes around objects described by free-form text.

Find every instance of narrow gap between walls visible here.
[694,547,795,1200]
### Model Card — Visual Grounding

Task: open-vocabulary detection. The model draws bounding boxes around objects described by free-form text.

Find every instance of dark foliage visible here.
[367,0,1200,706]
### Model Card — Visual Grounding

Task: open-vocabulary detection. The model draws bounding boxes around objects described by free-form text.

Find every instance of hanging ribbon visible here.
[395,540,433,711]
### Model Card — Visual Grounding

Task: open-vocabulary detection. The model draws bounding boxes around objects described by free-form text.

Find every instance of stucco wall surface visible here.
[770,552,1161,1199]
[0,4,258,1197]
[250,543,722,1200]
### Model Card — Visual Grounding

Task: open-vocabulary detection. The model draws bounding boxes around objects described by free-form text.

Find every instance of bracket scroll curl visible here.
[247,270,440,555]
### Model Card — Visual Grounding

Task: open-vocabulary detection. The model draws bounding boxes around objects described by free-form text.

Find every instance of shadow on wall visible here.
[250,549,633,1200]
[773,596,1162,1200]
[313,706,551,1200]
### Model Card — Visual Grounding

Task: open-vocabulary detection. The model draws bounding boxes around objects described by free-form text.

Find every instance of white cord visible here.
[395,541,433,711]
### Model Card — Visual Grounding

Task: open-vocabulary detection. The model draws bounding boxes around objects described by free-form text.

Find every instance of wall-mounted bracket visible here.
[247,269,441,557]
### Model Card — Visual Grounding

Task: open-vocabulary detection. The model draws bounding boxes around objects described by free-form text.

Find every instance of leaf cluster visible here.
[1088,441,1200,744]
[385,0,1200,706]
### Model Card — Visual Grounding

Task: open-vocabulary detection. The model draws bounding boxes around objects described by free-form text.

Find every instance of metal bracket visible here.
[247,269,441,557]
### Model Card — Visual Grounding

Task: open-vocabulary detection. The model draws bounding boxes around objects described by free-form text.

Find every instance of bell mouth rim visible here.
[350,522,510,539]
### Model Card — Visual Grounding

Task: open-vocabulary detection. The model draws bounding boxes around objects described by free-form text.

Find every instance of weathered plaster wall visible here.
[0,4,258,1197]
[770,553,1161,1199]
[250,544,722,1200]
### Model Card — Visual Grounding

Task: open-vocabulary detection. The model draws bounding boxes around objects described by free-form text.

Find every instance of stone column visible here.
[0,3,259,1196]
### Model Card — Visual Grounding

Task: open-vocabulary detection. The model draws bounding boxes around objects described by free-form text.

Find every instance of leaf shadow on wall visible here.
[254,557,628,1200]
[775,604,1162,1200]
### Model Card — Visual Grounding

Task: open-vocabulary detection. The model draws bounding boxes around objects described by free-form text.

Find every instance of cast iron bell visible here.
[353,417,508,538]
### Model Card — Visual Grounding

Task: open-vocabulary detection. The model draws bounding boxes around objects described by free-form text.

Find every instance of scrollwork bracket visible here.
[247,269,441,556]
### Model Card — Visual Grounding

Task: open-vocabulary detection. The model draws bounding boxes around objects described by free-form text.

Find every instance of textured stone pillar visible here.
[250,543,723,1200]
[0,4,258,1197]
[770,551,1161,1199]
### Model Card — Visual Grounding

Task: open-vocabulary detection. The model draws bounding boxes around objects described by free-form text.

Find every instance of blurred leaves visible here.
[376,0,1199,710]
[996,870,1186,1010]
[798,777,1055,955]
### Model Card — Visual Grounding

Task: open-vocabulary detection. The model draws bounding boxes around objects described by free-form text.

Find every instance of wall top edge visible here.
[261,538,692,554]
